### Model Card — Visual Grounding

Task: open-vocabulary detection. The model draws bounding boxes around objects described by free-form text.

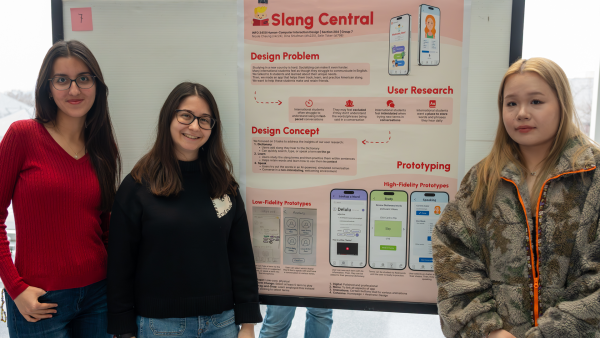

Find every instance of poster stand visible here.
[261,295,437,314]
[49,0,524,315]
[509,0,525,65]
[52,0,525,67]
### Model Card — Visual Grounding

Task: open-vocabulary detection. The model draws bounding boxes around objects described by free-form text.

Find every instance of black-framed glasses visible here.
[175,110,216,130]
[48,74,96,91]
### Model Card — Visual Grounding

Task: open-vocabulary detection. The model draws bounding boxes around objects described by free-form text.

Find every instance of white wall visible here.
[64,0,240,176]
[463,0,512,173]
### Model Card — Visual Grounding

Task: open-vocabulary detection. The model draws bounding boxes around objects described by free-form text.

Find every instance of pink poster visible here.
[240,0,468,307]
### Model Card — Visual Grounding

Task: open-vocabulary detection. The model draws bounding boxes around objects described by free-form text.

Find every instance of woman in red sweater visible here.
[0,40,120,337]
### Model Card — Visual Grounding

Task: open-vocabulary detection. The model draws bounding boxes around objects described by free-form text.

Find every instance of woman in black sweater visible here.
[107,82,262,338]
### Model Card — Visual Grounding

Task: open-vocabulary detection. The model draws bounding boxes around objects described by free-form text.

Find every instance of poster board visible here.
[240,0,464,313]
[55,0,523,314]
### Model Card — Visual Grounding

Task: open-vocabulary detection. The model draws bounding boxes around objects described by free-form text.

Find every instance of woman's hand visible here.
[488,329,517,338]
[238,323,255,338]
[13,286,58,322]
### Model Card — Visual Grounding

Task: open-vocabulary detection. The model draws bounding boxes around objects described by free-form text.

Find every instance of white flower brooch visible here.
[212,195,232,218]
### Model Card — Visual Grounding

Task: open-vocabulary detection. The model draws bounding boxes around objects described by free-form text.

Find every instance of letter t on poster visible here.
[70,8,93,31]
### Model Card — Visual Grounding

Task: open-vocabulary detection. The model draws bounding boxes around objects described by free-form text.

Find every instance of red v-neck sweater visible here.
[0,119,109,299]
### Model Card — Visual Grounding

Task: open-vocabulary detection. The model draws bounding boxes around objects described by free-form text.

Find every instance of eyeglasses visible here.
[48,74,96,91]
[175,110,216,130]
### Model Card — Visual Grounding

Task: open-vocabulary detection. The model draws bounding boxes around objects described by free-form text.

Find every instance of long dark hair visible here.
[34,40,121,212]
[131,82,237,198]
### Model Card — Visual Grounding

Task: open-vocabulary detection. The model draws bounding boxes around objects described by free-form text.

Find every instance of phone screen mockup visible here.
[409,191,448,270]
[419,4,440,66]
[369,191,408,270]
[388,14,411,75]
[330,190,368,268]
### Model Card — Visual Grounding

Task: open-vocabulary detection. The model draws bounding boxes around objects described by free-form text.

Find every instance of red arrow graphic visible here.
[254,91,282,105]
[362,131,391,144]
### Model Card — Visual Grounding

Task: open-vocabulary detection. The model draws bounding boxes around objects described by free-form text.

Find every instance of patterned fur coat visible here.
[433,140,600,338]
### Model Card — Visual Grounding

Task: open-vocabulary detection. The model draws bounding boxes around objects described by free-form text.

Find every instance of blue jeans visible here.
[259,306,332,338]
[137,309,239,338]
[5,279,111,338]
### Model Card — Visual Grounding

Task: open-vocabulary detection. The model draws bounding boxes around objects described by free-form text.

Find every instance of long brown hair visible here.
[131,82,237,198]
[35,40,121,212]
[471,57,595,211]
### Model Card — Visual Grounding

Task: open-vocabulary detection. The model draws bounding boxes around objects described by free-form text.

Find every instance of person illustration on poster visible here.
[424,15,436,38]
[253,6,269,26]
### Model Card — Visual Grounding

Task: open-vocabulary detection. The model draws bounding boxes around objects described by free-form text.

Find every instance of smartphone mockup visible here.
[369,191,408,270]
[408,191,448,270]
[388,14,411,75]
[330,190,368,268]
[418,4,441,66]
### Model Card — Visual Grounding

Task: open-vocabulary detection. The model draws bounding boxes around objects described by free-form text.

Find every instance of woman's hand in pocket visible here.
[238,323,255,338]
[13,286,58,322]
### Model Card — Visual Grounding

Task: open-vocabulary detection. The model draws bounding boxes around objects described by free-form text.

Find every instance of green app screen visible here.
[369,191,407,269]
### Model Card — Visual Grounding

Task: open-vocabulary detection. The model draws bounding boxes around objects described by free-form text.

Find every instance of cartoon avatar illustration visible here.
[424,15,436,39]
[397,23,403,32]
[434,205,441,215]
[253,6,269,26]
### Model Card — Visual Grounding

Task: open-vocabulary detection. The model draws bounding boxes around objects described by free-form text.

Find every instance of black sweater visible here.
[107,160,262,334]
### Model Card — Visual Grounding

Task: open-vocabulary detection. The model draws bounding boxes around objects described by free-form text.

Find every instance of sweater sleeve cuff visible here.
[107,309,138,335]
[460,311,503,338]
[6,280,29,300]
[527,306,597,338]
[234,302,263,324]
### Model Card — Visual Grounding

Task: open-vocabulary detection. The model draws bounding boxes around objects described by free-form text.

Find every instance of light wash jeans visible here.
[137,309,238,338]
[259,305,332,338]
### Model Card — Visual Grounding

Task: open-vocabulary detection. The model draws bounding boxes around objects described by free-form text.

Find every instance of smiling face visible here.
[502,72,561,152]
[255,12,266,19]
[170,95,212,161]
[49,57,96,120]
[426,18,434,31]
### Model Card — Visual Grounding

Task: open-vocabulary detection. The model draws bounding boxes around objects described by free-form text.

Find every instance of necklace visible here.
[71,147,84,159]
[64,142,85,159]
[53,126,85,159]
[529,162,544,177]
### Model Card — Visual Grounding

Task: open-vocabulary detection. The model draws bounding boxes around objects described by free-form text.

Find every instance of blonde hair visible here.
[471,57,595,211]
[254,6,267,14]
